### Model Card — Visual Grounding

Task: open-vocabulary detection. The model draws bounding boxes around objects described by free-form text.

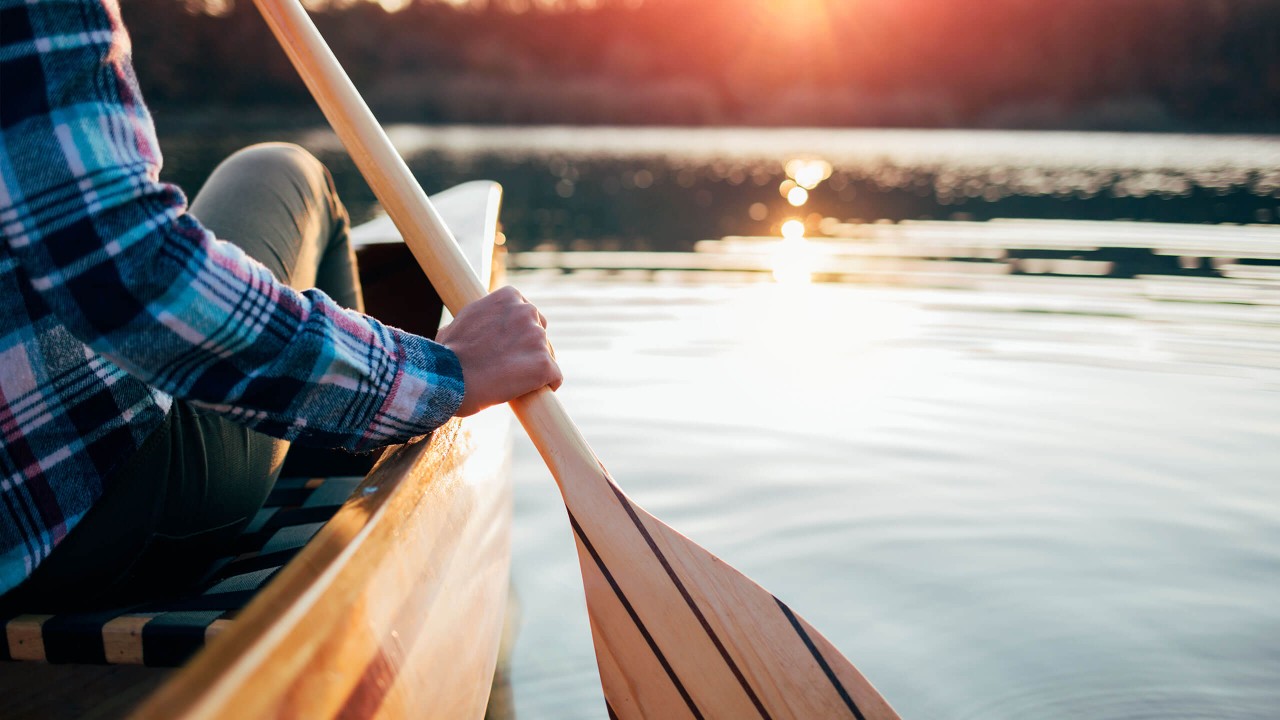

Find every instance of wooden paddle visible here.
[253,1,900,717]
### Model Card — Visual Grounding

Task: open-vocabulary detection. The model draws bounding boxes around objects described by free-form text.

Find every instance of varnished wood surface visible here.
[130,411,512,720]
[352,181,503,290]
[354,182,503,337]
[11,183,509,718]
[540,420,899,719]
[568,492,897,719]
[255,0,901,715]
[125,180,511,719]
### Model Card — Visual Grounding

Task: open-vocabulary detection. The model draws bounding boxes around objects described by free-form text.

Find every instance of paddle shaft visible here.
[251,0,594,489]
[254,3,899,717]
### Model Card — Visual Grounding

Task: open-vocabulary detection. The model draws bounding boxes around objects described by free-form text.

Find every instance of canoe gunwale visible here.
[128,180,512,720]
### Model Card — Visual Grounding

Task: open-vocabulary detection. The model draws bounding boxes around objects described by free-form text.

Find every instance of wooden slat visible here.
[102,616,155,665]
[6,615,53,662]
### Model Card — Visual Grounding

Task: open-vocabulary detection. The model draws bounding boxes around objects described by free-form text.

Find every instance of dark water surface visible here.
[159,126,1280,251]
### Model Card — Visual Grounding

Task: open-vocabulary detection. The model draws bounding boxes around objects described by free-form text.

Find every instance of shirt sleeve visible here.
[0,0,463,452]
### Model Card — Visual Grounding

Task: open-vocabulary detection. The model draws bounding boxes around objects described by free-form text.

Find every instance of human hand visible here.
[435,286,562,417]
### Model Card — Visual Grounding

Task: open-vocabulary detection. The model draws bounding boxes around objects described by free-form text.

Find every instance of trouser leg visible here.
[190,142,363,310]
[0,402,291,611]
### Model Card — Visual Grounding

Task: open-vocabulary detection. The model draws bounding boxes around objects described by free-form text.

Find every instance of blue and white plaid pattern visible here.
[0,0,464,595]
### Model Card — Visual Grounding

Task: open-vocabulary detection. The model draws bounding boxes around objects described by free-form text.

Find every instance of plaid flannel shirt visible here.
[0,0,465,595]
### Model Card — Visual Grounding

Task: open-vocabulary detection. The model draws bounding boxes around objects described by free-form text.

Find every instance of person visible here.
[0,0,560,611]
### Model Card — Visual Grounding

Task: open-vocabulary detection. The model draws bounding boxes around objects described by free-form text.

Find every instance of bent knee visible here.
[206,142,341,224]
[218,142,327,183]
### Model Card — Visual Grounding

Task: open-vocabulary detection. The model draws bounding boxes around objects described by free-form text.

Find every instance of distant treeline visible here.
[124,0,1280,131]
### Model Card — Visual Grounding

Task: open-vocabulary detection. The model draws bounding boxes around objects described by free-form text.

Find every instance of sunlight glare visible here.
[786,158,833,190]
[771,226,815,284]
[787,186,810,206]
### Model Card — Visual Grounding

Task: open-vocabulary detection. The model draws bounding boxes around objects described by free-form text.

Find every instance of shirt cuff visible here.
[365,329,465,448]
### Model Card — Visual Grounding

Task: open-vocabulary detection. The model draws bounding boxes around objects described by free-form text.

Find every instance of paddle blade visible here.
[565,484,899,720]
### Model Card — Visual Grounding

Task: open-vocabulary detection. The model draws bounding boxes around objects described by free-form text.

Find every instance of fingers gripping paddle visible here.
[253,1,900,716]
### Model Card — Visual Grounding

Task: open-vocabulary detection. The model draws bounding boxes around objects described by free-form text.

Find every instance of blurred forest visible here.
[124,0,1280,131]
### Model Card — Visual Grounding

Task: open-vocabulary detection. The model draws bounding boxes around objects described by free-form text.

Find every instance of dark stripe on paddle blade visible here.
[607,700,621,720]
[569,512,704,720]
[774,597,865,720]
[603,473,772,720]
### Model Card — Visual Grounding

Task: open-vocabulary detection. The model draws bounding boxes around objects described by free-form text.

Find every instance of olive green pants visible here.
[2,143,361,612]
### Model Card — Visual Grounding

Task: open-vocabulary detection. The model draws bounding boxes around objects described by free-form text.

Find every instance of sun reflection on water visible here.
[786,158,834,190]
[786,185,810,206]
[772,219,815,284]
[768,157,836,283]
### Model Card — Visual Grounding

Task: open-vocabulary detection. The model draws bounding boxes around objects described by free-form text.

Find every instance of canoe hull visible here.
[129,181,513,720]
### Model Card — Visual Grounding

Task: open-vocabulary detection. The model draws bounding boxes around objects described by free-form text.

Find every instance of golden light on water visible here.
[772,220,814,284]
[772,158,835,279]
[780,158,832,207]
[786,159,833,190]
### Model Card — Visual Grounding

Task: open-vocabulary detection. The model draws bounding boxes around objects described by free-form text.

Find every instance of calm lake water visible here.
[161,125,1279,717]
[505,272,1280,720]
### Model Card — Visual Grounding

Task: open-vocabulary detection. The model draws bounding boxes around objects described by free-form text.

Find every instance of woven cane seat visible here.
[1,475,362,667]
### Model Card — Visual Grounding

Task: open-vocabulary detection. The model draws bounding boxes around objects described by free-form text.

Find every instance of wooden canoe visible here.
[0,181,516,720]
